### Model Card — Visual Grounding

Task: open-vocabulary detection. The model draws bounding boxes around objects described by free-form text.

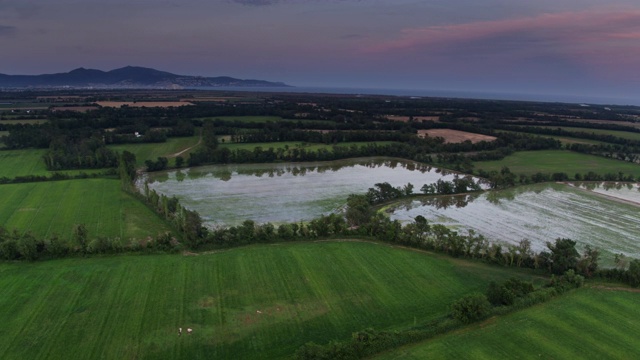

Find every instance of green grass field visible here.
[0,149,105,178]
[200,115,335,126]
[496,130,608,145]
[219,141,401,152]
[0,179,171,241]
[376,287,640,359]
[0,119,48,125]
[527,126,640,141]
[0,148,51,177]
[474,150,640,177]
[0,241,542,359]
[109,136,200,166]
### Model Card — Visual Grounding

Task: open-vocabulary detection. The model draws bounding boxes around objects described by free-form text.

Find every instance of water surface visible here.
[389,182,640,263]
[146,158,460,227]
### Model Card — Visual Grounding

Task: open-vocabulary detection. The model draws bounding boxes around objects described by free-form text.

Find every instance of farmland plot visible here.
[0,179,170,241]
[0,241,541,360]
[376,288,640,359]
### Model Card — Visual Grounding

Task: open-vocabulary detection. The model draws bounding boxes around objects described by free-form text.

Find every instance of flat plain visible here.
[0,179,170,241]
[375,287,640,359]
[0,241,541,360]
[473,150,640,177]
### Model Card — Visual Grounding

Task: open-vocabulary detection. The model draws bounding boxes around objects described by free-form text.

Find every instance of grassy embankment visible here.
[0,241,543,360]
[0,179,170,241]
[375,287,640,359]
[474,150,640,178]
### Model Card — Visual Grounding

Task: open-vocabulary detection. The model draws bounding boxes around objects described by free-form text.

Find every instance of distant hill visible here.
[0,66,290,89]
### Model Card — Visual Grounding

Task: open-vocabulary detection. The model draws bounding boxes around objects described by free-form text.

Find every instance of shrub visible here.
[451,292,491,324]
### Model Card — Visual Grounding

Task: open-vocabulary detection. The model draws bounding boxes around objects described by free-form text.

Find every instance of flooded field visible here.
[145,158,459,227]
[389,182,640,263]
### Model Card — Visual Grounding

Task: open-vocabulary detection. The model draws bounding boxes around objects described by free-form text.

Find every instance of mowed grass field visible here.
[474,150,640,177]
[0,179,171,241]
[109,135,201,166]
[0,148,49,177]
[0,241,542,360]
[376,287,640,359]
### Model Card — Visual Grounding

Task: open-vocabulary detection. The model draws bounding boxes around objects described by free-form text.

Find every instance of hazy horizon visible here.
[1,0,639,101]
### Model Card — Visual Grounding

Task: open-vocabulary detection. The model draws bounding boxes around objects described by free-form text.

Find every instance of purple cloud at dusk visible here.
[0,0,639,103]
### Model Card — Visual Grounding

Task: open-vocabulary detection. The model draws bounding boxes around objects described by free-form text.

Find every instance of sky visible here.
[1,0,640,102]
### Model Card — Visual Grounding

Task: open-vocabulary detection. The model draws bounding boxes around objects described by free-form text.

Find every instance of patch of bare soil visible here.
[418,129,497,143]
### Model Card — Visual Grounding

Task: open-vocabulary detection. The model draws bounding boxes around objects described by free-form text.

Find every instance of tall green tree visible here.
[546,238,579,275]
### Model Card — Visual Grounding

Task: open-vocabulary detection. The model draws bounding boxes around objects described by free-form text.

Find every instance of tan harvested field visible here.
[51,106,99,112]
[418,129,497,143]
[96,101,194,108]
[181,97,242,102]
[386,115,440,122]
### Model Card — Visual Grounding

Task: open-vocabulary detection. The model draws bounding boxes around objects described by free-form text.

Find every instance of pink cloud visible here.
[364,9,640,57]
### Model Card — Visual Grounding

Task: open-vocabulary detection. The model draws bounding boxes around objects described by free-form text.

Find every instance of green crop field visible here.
[375,287,640,359]
[496,130,607,145]
[0,149,105,178]
[474,150,640,177]
[109,136,200,166]
[527,126,640,141]
[0,148,50,177]
[0,119,48,125]
[0,241,542,360]
[0,179,170,241]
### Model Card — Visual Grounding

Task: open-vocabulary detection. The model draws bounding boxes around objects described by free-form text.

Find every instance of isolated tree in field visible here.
[451,292,491,323]
[546,238,579,274]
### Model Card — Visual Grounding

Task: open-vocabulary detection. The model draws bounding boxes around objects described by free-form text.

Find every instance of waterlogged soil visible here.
[145,158,460,227]
[389,182,640,263]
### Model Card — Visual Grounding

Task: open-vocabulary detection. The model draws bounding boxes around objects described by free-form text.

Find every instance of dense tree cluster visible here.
[43,135,119,170]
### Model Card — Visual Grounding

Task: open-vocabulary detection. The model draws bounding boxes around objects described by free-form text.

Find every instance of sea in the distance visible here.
[191,86,639,106]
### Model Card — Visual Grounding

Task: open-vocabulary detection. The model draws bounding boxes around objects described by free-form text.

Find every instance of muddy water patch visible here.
[389,183,640,264]
[145,158,461,227]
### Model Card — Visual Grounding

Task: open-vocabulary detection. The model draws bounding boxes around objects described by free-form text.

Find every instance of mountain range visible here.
[0,66,289,89]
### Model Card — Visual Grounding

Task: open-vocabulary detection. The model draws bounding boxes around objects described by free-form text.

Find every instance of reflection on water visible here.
[144,157,464,228]
[151,158,446,183]
[389,182,640,265]
[390,192,483,212]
